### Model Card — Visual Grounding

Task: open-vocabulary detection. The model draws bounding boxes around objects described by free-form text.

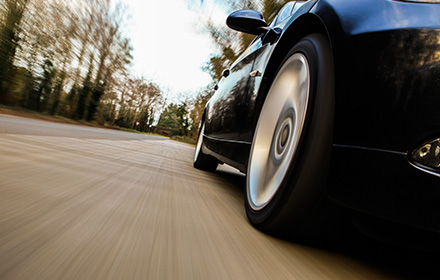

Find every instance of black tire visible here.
[193,121,218,172]
[245,34,337,242]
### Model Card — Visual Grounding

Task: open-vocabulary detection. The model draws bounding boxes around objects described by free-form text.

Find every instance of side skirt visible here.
[203,135,251,173]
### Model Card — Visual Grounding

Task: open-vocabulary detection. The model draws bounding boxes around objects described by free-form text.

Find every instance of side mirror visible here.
[226,10,268,35]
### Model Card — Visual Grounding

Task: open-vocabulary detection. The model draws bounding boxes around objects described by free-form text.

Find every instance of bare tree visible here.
[86,1,133,121]
[115,76,163,131]
[0,0,165,129]
[0,0,29,103]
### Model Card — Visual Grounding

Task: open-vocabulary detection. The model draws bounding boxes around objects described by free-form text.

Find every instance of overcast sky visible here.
[124,0,228,103]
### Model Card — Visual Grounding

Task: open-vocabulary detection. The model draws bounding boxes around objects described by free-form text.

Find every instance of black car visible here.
[194,0,440,248]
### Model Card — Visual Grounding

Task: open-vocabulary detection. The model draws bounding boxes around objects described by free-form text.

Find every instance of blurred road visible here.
[0,114,437,280]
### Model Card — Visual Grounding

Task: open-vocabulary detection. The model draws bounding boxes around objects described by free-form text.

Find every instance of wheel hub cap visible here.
[247,53,310,210]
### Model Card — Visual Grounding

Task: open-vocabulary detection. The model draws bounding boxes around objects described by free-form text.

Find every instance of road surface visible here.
[0,114,437,279]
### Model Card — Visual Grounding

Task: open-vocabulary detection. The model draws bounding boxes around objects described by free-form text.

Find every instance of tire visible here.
[245,34,336,241]
[193,121,218,172]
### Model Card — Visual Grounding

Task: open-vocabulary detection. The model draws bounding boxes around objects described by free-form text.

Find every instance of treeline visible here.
[0,0,164,130]
[156,85,214,140]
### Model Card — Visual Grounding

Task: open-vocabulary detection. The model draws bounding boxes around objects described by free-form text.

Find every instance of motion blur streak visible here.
[0,115,399,279]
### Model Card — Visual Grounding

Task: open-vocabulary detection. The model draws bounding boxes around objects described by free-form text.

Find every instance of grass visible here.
[116,126,167,138]
[170,135,197,145]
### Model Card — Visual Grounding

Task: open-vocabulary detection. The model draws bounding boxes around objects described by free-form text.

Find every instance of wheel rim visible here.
[247,53,310,211]
[194,122,205,162]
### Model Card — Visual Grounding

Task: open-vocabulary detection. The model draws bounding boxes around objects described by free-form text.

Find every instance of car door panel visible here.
[205,42,260,140]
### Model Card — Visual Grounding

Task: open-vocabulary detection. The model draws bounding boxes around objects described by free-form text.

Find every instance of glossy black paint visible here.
[202,0,440,234]
[334,29,440,152]
[226,10,268,35]
[312,0,440,153]
[329,146,440,232]
[205,50,254,141]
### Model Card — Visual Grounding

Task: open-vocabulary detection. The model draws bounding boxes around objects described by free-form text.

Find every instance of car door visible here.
[204,43,259,141]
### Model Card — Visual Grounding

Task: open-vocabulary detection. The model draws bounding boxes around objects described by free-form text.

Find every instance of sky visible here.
[124,0,228,103]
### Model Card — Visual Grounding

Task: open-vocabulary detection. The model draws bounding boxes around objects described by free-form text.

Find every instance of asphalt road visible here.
[0,114,437,280]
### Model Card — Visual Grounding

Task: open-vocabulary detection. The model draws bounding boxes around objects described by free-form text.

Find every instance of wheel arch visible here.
[250,13,334,146]
[263,13,332,90]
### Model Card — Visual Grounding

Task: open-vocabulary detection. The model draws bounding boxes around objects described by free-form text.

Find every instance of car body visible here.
[194,0,440,248]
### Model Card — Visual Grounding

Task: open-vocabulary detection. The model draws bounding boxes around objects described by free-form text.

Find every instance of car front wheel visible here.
[246,34,336,241]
